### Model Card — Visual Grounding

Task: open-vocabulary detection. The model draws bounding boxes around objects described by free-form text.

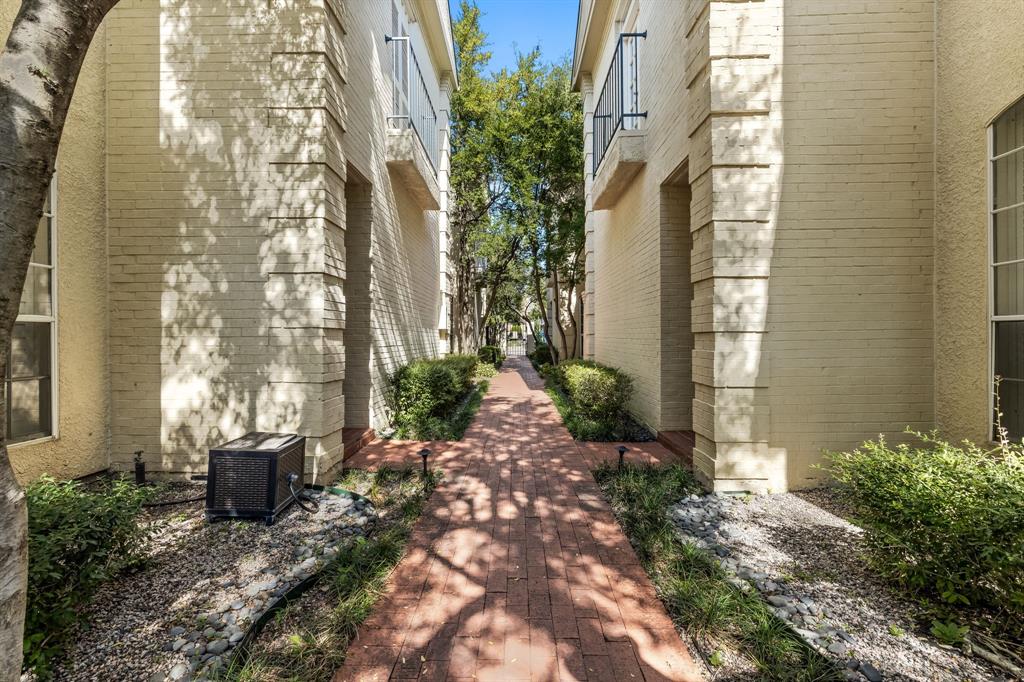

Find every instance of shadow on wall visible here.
[366,60,441,431]
[110,1,348,475]
[109,0,443,475]
[696,3,786,490]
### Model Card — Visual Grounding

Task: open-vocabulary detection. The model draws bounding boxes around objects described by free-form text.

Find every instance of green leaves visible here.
[24,476,152,677]
[546,360,634,440]
[827,430,1024,642]
[390,355,481,440]
[930,620,969,646]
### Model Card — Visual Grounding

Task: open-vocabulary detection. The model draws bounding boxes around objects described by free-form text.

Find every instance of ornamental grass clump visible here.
[827,430,1024,640]
[25,476,152,677]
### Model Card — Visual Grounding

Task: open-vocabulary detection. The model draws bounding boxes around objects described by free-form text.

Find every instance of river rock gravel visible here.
[46,483,376,682]
[669,489,1008,681]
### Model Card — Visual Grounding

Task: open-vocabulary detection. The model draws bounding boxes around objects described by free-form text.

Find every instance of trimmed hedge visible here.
[828,432,1024,640]
[25,477,152,676]
[552,360,633,422]
[528,342,552,367]
[548,360,634,440]
[390,354,479,439]
[477,345,505,368]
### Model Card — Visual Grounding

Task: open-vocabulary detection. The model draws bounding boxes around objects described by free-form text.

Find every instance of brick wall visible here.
[107,0,448,479]
[580,0,936,491]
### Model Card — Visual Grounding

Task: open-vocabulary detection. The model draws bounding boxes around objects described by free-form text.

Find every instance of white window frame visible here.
[9,177,59,448]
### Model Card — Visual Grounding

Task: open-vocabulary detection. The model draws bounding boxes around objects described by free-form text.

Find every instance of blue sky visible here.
[449,0,579,73]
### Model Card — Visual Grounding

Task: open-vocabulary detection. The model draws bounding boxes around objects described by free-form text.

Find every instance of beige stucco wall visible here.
[935,0,1024,444]
[2,3,110,483]
[105,0,448,480]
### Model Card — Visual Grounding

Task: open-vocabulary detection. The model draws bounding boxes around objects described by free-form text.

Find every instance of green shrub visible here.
[552,360,632,423]
[474,361,499,380]
[544,360,636,441]
[477,345,504,368]
[25,476,152,676]
[390,354,478,439]
[528,342,552,367]
[827,431,1024,639]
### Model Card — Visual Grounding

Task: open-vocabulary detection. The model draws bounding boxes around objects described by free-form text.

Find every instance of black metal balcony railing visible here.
[593,32,647,174]
[386,35,439,172]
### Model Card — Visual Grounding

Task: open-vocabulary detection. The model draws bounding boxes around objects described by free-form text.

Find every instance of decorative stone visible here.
[168,663,189,680]
[860,663,882,682]
[207,639,229,655]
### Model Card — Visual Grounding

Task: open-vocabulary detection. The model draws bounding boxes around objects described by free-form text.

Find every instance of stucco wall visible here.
[2,3,110,483]
[935,0,1024,444]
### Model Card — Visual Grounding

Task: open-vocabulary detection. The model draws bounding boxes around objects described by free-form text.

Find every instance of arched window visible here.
[991,96,1024,440]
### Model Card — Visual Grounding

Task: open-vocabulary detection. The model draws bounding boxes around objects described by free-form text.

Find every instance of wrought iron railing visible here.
[386,35,439,172]
[593,32,647,174]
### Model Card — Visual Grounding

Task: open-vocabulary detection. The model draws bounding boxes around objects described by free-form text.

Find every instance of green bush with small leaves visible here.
[528,342,552,367]
[552,360,632,424]
[390,354,479,439]
[827,431,1024,640]
[25,476,152,677]
[474,361,499,380]
[476,345,505,368]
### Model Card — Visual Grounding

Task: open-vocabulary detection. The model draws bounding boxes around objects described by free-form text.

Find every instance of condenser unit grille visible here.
[212,456,271,510]
[205,432,306,525]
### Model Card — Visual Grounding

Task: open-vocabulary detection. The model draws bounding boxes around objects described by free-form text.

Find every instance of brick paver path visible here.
[336,358,701,681]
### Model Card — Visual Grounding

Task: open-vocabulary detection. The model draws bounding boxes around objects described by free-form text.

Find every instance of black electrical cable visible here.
[142,494,205,508]
[287,473,319,513]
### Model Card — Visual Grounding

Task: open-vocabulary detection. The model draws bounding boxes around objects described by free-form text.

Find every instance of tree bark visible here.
[528,238,559,365]
[0,1,119,677]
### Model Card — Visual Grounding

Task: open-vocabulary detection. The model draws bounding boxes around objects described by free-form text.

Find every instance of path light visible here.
[617,445,629,472]
[419,448,432,481]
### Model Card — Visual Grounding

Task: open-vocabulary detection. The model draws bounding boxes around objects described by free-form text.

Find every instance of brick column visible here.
[686,0,783,492]
[581,75,597,360]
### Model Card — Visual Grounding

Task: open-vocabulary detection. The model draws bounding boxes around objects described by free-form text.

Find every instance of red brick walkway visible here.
[336,358,701,682]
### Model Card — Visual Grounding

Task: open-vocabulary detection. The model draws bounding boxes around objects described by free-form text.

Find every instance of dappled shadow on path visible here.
[336,358,701,681]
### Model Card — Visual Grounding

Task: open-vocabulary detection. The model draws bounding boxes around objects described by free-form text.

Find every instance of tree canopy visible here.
[449,2,584,360]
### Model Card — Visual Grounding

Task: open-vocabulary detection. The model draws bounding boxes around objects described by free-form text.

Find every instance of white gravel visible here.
[45,484,376,682]
[670,489,1009,682]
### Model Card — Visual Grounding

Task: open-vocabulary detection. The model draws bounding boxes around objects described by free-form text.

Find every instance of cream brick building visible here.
[4,0,456,483]
[575,0,1024,492]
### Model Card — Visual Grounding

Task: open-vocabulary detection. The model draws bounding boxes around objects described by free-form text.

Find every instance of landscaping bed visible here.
[387,354,489,440]
[44,479,377,682]
[225,467,440,681]
[595,464,837,681]
[540,358,654,442]
[671,489,1006,680]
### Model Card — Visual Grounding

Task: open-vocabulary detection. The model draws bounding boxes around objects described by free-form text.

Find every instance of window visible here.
[6,179,56,444]
[991,97,1024,439]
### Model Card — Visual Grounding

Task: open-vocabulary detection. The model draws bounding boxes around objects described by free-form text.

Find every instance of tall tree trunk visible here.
[551,267,570,364]
[528,239,559,365]
[0,2,119,676]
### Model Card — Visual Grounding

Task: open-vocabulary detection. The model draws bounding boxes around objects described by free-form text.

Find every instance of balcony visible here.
[386,35,440,210]
[592,32,647,210]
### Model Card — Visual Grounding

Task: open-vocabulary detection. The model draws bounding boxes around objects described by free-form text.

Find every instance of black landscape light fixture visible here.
[617,445,629,472]
[134,450,146,485]
[419,448,432,481]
